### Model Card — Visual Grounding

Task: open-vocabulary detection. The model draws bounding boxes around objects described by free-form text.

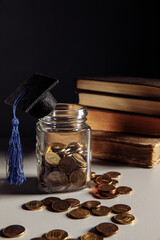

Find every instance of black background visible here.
[0,0,160,138]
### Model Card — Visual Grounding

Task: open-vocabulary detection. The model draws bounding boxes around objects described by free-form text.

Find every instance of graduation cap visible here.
[5,74,59,185]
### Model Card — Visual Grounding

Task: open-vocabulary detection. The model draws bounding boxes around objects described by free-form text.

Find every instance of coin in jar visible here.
[111,204,131,214]
[3,225,25,238]
[52,199,71,212]
[45,151,61,166]
[96,222,118,237]
[72,153,87,168]
[82,200,101,210]
[58,156,77,174]
[113,213,135,224]
[45,229,68,240]
[48,142,67,153]
[42,197,61,206]
[45,171,69,191]
[65,198,80,208]
[69,169,86,187]
[25,200,45,210]
[91,171,96,179]
[104,171,121,178]
[116,186,132,194]
[91,206,111,216]
[67,142,82,153]
[81,232,104,240]
[68,208,90,219]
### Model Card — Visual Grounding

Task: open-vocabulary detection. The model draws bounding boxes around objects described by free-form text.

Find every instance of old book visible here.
[77,77,160,99]
[91,131,160,168]
[78,92,160,116]
[87,107,160,136]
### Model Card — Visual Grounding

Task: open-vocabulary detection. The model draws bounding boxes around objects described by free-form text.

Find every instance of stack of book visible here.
[76,77,160,167]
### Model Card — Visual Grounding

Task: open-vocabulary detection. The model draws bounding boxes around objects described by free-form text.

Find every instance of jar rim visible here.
[39,103,87,123]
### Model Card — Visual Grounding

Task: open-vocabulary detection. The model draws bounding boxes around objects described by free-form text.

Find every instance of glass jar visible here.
[36,103,91,193]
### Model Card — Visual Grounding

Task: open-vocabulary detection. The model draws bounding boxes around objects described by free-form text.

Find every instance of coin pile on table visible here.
[6,170,135,239]
[90,171,133,199]
[38,142,88,192]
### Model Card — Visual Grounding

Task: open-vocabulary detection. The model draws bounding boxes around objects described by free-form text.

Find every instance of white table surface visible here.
[0,139,160,240]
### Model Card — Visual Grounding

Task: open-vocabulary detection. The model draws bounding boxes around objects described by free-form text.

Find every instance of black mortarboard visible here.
[5,73,59,118]
[5,74,59,185]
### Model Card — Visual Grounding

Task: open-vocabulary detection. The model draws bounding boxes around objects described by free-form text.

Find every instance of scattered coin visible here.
[69,169,86,187]
[117,186,133,194]
[72,153,87,167]
[82,200,101,210]
[94,190,120,199]
[65,198,80,208]
[45,151,61,166]
[69,208,90,219]
[45,171,69,191]
[113,213,135,224]
[96,222,119,237]
[25,200,45,210]
[45,229,68,240]
[3,225,25,238]
[58,157,77,174]
[96,176,112,185]
[52,199,71,212]
[105,171,121,178]
[111,204,131,214]
[81,232,104,240]
[42,197,61,206]
[91,206,111,216]
[111,179,119,186]
[98,184,116,193]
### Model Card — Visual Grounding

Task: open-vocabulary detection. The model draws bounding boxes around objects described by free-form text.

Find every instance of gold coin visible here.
[72,153,87,167]
[111,204,131,214]
[45,151,61,166]
[116,186,133,194]
[111,179,119,186]
[42,197,61,206]
[69,169,86,187]
[104,171,121,178]
[96,175,112,185]
[45,229,68,240]
[48,142,67,153]
[25,200,45,210]
[82,200,101,210]
[3,225,25,238]
[58,157,77,174]
[91,206,111,216]
[101,190,120,199]
[98,184,116,193]
[94,190,119,199]
[91,171,96,179]
[67,142,82,153]
[65,198,80,208]
[113,213,135,224]
[45,171,69,191]
[96,222,118,237]
[52,199,71,212]
[69,208,90,219]
[81,232,104,240]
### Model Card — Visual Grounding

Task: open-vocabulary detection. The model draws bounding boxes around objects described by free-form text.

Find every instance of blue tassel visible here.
[6,91,26,185]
